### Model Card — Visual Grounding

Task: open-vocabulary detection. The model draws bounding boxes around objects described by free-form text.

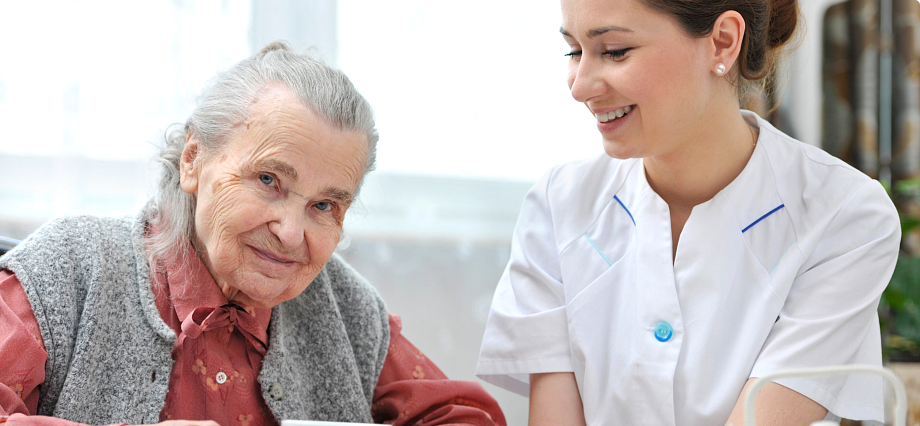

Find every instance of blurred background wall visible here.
[1,1,919,424]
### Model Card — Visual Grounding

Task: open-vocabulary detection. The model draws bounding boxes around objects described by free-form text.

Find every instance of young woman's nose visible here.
[568,56,605,103]
[267,206,306,249]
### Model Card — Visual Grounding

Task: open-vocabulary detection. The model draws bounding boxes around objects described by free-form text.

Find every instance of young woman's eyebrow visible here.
[560,25,634,39]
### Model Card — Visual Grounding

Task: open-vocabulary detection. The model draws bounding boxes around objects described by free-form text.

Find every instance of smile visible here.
[249,245,296,264]
[596,105,635,123]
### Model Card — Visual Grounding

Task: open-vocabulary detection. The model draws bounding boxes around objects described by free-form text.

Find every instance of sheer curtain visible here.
[0,0,251,237]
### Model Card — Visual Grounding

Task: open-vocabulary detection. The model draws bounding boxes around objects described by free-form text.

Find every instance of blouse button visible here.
[215,372,227,384]
[654,321,673,342]
[269,382,285,401]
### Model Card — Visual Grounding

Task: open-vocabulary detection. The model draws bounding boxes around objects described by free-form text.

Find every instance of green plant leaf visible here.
[895,176,920,194]
[902,217,920,234]
[883,254,920,348]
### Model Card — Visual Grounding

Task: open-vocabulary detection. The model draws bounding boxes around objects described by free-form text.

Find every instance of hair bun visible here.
[768,0,798,48]
[259,41,292,55]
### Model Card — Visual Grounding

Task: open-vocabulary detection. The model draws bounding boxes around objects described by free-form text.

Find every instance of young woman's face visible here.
[561,0,715,159]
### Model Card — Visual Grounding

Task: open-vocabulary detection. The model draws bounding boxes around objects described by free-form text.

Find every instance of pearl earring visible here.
[715,63,727,75]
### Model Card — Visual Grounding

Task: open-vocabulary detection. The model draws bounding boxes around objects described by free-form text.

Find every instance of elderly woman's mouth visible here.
[249,245,296,264]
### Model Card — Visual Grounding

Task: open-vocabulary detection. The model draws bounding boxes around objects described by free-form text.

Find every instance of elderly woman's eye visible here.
[259,174,275,186]
[315,201,331,211]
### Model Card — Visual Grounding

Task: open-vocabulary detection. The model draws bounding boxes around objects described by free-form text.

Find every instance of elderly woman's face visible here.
[179,85,368,309]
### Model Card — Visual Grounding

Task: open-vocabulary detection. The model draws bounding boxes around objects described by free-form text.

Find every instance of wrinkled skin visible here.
[179,85,368,309]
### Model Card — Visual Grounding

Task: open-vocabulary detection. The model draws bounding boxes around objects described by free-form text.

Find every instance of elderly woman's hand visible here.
[133,421,220,426]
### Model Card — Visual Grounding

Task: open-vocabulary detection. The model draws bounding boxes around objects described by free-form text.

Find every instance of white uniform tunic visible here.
[476,112,900,425]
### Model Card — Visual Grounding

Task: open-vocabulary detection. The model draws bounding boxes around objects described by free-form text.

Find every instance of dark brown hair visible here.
[640,0,799,82]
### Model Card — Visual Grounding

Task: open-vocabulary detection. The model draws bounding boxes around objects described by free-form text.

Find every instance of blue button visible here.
[654,321,673,342]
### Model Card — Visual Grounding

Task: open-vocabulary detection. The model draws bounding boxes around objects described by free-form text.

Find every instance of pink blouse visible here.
[0,243,505,426]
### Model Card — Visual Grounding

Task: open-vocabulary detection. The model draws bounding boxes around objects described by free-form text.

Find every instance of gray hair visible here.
[147,41,378,263]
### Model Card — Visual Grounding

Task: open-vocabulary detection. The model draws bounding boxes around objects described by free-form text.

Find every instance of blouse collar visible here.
[149,232,272,339]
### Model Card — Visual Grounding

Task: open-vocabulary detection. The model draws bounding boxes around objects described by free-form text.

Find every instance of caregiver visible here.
[476,0,900,425]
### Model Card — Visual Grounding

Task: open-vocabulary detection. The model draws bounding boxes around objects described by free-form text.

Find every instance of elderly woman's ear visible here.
[179,133,201,195]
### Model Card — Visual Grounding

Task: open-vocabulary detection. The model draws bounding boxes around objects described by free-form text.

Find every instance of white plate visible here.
[280,421,386,426]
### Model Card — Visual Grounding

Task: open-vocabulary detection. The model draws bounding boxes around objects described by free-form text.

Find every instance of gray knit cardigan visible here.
[0,211,389,425]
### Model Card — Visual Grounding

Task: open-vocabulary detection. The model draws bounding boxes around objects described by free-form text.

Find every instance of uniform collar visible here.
[718,111,785,233]
[620,110,783,233]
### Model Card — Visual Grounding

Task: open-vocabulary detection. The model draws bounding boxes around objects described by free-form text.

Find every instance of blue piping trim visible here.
[584,233,613,266]
[768,239,797,275]
[741,204,785,233]
[613,195,636,226]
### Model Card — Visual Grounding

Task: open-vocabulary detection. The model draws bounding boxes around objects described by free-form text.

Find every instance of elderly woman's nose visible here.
[267,209,306,249]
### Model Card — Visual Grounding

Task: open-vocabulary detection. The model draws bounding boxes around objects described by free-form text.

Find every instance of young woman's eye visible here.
[314,201,331,211]
[603,48,632,60]
[259,173,275,186]
[564,50,583,59]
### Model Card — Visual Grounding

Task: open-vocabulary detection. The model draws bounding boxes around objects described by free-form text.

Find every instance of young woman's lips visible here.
[595,105,636,134]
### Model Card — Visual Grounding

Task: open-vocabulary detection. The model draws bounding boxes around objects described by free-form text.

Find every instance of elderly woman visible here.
[0,43,505,426]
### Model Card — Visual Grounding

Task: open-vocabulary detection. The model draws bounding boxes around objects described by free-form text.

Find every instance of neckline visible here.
[635,110,765,212]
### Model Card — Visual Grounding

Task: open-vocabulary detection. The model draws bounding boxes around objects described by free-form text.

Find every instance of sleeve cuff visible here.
[475,357,574,396]
[749,363,885,424]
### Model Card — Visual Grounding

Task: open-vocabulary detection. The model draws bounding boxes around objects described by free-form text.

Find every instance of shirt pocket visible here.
[741,206,799,297]
[565,248,636,318]
[563,251,640,416]
[558,196,637,302]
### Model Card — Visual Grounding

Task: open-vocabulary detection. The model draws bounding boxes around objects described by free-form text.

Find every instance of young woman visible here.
[476,0,900,425]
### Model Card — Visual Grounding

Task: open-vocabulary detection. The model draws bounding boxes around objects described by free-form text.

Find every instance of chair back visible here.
[0,236,20,256]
